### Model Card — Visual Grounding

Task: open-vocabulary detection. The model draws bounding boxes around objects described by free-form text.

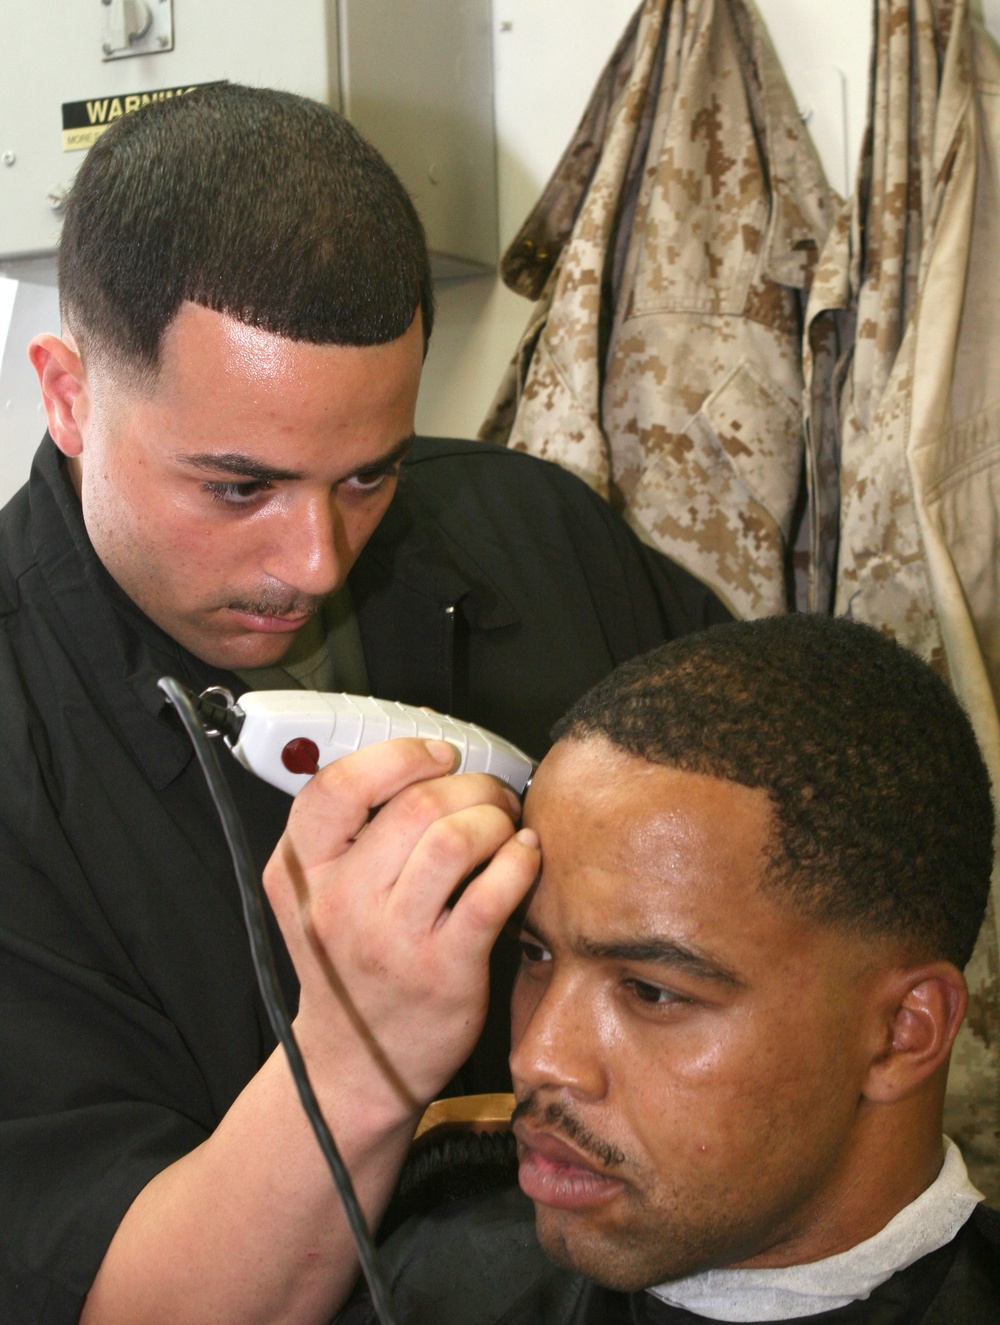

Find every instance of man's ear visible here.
[862,962,967,1104]
[28,333,90,458]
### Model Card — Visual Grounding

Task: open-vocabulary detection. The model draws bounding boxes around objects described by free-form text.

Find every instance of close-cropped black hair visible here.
[59,83,434,371]
[553,615,995,968]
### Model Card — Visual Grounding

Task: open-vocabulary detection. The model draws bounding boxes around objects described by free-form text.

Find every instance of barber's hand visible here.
[262,738,540,1113]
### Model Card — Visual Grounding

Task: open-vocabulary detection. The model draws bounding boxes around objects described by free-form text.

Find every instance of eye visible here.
[623,978,689,1007]
[344,461,403,494]
[203,479,272,507]
[517,937,551,966]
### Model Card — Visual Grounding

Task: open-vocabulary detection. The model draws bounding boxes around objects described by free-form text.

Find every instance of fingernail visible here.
[425,739,458,768]
[515,828,539,849]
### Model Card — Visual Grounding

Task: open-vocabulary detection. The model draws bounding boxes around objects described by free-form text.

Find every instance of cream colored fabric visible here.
[481,0,836,620]
[648,1139,981,1321]
[805,0,1000,1202]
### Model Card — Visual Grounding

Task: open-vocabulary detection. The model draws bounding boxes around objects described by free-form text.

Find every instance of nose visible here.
[510,971,607,1103]
[265,491,343,599]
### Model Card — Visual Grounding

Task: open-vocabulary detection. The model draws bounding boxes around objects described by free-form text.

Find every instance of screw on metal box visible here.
[2,152,15,167]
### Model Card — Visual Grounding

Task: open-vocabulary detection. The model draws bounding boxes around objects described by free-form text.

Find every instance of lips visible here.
[514,1120,624,1210]
[226,609,313,634]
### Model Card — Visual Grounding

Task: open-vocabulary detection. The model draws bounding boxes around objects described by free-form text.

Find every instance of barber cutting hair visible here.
[0,84,726,1323]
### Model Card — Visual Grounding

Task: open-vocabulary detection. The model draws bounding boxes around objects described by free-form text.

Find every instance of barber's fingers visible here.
[322,768,522,899]
[267,748,523,939]
[280,737,464,860]
[383,805,531,933]
[265,739,456,923]
[444,827,541,960]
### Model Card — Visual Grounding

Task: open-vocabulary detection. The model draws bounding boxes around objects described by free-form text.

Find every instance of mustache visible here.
[512,1094,626,1169]
[226,591,322,618]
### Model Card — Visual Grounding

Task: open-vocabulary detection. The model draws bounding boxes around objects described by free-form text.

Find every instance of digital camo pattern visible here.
[811,0,948,650]
[806,0,1000,1200]
[480,0,836,620]
[947,898,1000,1205]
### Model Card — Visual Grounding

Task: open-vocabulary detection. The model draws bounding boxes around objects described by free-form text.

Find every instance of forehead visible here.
[89,302,424,464]
[521,738,805,975]
[172,300,420,385]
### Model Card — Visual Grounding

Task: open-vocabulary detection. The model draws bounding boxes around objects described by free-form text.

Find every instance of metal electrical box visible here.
[0,0,498,273]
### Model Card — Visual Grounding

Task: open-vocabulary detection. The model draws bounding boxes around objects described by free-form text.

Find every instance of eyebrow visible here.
[520,918,744,990]
[178,433,416,485]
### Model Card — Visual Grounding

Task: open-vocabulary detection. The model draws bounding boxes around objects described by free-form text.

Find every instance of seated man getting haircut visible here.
[327,614,999,1324]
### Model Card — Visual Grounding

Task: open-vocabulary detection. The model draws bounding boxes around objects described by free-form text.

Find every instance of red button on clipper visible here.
[281,737,320,775]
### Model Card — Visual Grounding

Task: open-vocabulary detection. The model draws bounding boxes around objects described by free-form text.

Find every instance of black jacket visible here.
[0,436,726,1324]
[341,1187,1000,1325]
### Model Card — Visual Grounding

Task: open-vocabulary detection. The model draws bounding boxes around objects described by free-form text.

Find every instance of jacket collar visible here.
[355,455,521,632]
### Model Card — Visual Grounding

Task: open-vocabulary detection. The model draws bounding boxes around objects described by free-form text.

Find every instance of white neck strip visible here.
[647,1138,982,1321]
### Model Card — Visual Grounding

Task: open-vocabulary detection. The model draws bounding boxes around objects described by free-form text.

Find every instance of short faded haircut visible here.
[554,615,994,968]
[59,83,433,375]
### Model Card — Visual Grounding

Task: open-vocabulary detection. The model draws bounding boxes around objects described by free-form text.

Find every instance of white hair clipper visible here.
[196,688,536,798]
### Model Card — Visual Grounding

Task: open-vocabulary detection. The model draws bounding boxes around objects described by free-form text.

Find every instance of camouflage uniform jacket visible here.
[804,0,1000,1201]
[480,0,836,619]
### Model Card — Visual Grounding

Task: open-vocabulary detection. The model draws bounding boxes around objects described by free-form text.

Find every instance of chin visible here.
[185,632,296,671]
[534,1208,725,1293]
[534,1212,657,1293]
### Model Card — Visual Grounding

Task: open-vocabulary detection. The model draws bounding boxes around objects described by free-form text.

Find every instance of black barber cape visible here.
[0,435,727,1323]
[340,1188,1000,1325]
